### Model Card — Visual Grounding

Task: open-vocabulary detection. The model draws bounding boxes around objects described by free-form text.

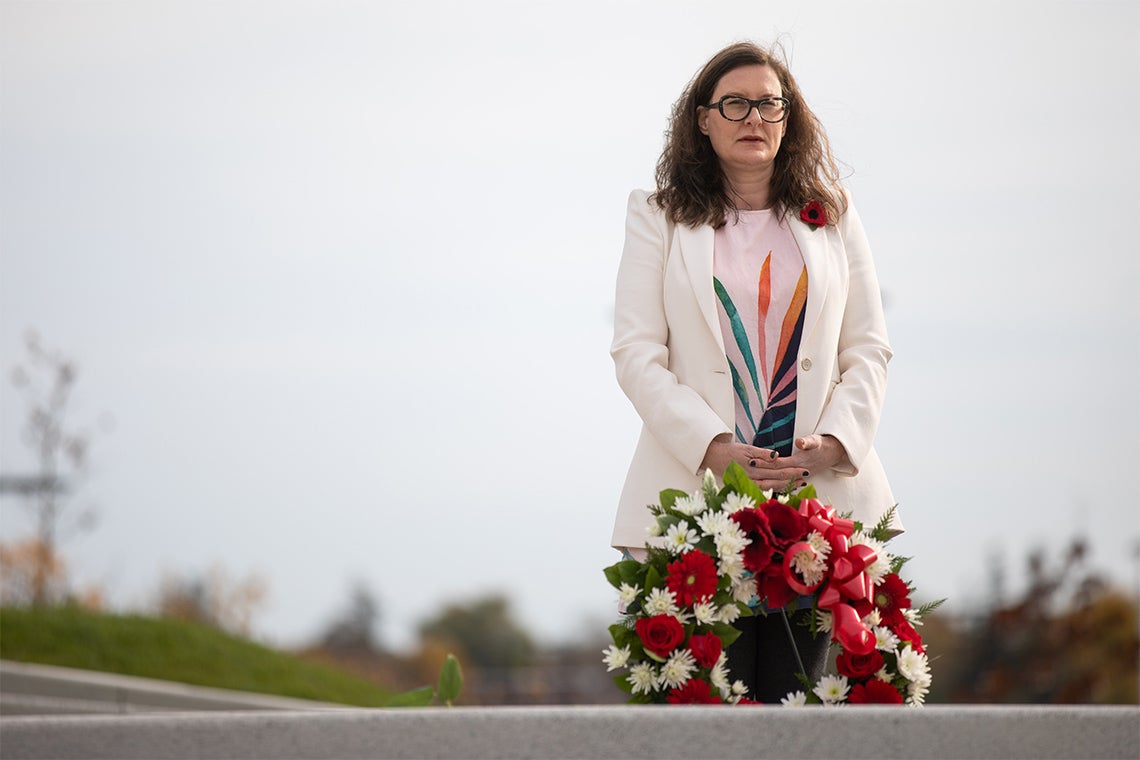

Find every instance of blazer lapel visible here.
[676,222,725,353]
[789,217,832,341]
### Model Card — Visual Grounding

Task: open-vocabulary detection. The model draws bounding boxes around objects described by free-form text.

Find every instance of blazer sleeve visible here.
[815,196,893,476]
[610,190,731,475]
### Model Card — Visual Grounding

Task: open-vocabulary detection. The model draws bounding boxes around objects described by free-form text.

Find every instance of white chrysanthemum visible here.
[730,680,748,698]
[781,690,808,707]
[664,520,699,554]
[673,492,707,517]
[718,551,747,583]
[692,601,718,626]
[602,644,631,672]
[874,666,893,683]
[873,625,900,652]
[790,545,828,587]
[813,674,850,704]
[732,576,758,605]
[628,662,659,695]
[723,492,756,513]
[658,649,697,689]
[896,646,930,684]
[715,529,750,560]
[814,609,834,633]
[907,678,930,706]
[851,531,890,583]
[903,607,923,625]
[643,587,679,617]
[618,583,639,608]
[865,608,883,627]
[709,652,730,693]
[647,520,663,538]
[696,508,731,537]
[776,493,792,504]
[717,603,742,624]
[806,531,831,561]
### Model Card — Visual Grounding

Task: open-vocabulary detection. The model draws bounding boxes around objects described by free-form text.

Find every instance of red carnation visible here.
[836,648,885,680]
[665,549,719,607]
[666,679,722,704]
[890,617,926,655]
[800,200,828,229]
[635,614,686,658]
[848,679,904,704]
[758,501,809,550]
[731,508,777,573]
[687,632,723,668]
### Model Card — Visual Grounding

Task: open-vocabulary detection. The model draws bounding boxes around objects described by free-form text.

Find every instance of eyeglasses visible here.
[704,96,790,123]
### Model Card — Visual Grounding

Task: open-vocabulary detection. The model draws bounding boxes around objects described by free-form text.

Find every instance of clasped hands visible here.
[700,433,846,491]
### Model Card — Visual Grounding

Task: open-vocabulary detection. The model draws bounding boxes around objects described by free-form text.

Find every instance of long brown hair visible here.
[652,42,846,229]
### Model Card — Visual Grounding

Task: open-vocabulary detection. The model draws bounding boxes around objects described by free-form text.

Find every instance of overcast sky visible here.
[2,0,1138,652]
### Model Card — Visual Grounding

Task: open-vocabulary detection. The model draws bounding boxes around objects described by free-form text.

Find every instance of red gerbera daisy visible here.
[874,573,912,618]
[665,549,719,606]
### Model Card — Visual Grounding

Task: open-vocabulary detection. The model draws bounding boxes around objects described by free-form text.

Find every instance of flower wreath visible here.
[603,463,942,705]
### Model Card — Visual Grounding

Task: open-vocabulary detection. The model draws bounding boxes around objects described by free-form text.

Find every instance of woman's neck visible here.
[723,169,774,211]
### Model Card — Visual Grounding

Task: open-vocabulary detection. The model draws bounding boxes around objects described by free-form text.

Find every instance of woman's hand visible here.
[779,434,847,476]
[700,435,810,491]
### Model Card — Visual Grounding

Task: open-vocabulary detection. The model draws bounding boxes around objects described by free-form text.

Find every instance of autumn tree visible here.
[934,539,1139,704]
[1,331,104,606]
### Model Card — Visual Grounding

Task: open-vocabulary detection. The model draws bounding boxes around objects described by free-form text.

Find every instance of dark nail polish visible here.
[749,459,757,468]
[802,471,809,477]
[770,451,778,459]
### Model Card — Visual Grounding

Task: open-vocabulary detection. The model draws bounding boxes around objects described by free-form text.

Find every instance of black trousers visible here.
[725,609,831,703]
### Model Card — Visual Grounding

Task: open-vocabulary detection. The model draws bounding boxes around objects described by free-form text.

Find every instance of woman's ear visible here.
[697,107,709,135]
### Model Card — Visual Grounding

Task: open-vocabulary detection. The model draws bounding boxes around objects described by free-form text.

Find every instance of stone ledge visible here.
[1,705,1137,759]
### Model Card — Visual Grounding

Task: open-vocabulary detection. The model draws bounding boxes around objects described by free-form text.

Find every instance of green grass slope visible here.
[0,606,391,706]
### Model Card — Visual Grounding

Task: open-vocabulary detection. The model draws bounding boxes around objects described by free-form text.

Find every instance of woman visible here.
[609,42,901,702]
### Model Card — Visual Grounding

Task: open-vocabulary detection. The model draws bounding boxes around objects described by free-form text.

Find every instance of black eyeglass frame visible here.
[703,95,791,123]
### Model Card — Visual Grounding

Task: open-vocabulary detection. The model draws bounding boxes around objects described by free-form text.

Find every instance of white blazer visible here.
[610,189,900,549]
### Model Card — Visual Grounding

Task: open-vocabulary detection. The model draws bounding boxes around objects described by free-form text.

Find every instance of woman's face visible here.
[697,64,787,178]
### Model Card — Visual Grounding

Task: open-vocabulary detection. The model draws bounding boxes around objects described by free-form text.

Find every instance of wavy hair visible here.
[652,42,847,229]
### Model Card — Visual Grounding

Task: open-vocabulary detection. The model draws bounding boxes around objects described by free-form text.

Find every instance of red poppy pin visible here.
[800,200,827,230]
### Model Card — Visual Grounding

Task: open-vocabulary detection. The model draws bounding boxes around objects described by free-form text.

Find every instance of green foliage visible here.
[384,653,464,708]
[914,598,945,619]
[869,505,900,542]
[0,605,390,706]
[436,654,463,706]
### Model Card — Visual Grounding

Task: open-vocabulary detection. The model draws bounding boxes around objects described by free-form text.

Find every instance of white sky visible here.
[2,0,1138,652]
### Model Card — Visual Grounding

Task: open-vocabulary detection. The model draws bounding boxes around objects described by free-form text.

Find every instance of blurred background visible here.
[2,0,1137,705]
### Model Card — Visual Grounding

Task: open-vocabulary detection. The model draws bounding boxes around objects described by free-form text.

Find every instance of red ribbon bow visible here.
[782,498,878,656]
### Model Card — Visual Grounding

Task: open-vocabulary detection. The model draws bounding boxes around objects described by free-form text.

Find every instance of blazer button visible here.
[800,358,812,371]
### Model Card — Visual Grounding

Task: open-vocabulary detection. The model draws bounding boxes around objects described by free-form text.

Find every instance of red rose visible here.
[687,632,723,668]
[758,501,809,550]
[799,200,827,228]
[665,549,719,607]
[758,564,798,609]
[666,679,722,704]
[731,508,777,572]
[836,648,885,680]
[636,614,686,658]
[848,679,904,704]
